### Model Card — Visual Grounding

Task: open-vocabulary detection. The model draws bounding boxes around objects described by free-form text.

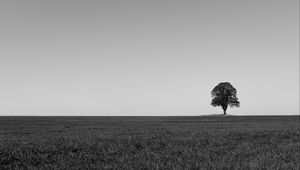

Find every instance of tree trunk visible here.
[222,105,228,115]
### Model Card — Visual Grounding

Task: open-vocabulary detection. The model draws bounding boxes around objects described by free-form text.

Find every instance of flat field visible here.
[0,116,299,169]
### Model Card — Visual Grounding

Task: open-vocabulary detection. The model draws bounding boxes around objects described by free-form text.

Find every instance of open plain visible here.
[0,116,299,169]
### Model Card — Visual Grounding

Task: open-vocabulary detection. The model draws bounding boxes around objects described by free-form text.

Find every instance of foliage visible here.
[211,82,240,114]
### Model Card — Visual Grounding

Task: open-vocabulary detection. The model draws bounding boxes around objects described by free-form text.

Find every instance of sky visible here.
[0,0,298,116]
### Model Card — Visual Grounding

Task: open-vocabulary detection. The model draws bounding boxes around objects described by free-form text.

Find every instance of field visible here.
[0,116,299,169]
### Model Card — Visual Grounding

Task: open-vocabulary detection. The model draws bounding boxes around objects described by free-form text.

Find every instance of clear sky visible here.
[0,0,298,116]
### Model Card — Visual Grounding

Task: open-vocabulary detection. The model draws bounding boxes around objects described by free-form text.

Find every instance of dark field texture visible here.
[0,116,299,170]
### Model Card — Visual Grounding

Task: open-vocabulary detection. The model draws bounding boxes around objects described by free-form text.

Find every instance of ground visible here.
[0,116,299,169]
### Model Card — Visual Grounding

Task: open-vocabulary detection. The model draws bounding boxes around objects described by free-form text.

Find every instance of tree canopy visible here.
[211,82,240,115]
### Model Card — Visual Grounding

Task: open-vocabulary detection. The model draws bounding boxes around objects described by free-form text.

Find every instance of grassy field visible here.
[0,116,299,169]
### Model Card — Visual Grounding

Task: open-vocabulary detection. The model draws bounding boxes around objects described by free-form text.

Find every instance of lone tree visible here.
[211,82,240,115]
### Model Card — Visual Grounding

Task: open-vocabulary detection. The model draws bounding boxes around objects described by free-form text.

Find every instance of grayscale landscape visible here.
[0,0,298,169]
